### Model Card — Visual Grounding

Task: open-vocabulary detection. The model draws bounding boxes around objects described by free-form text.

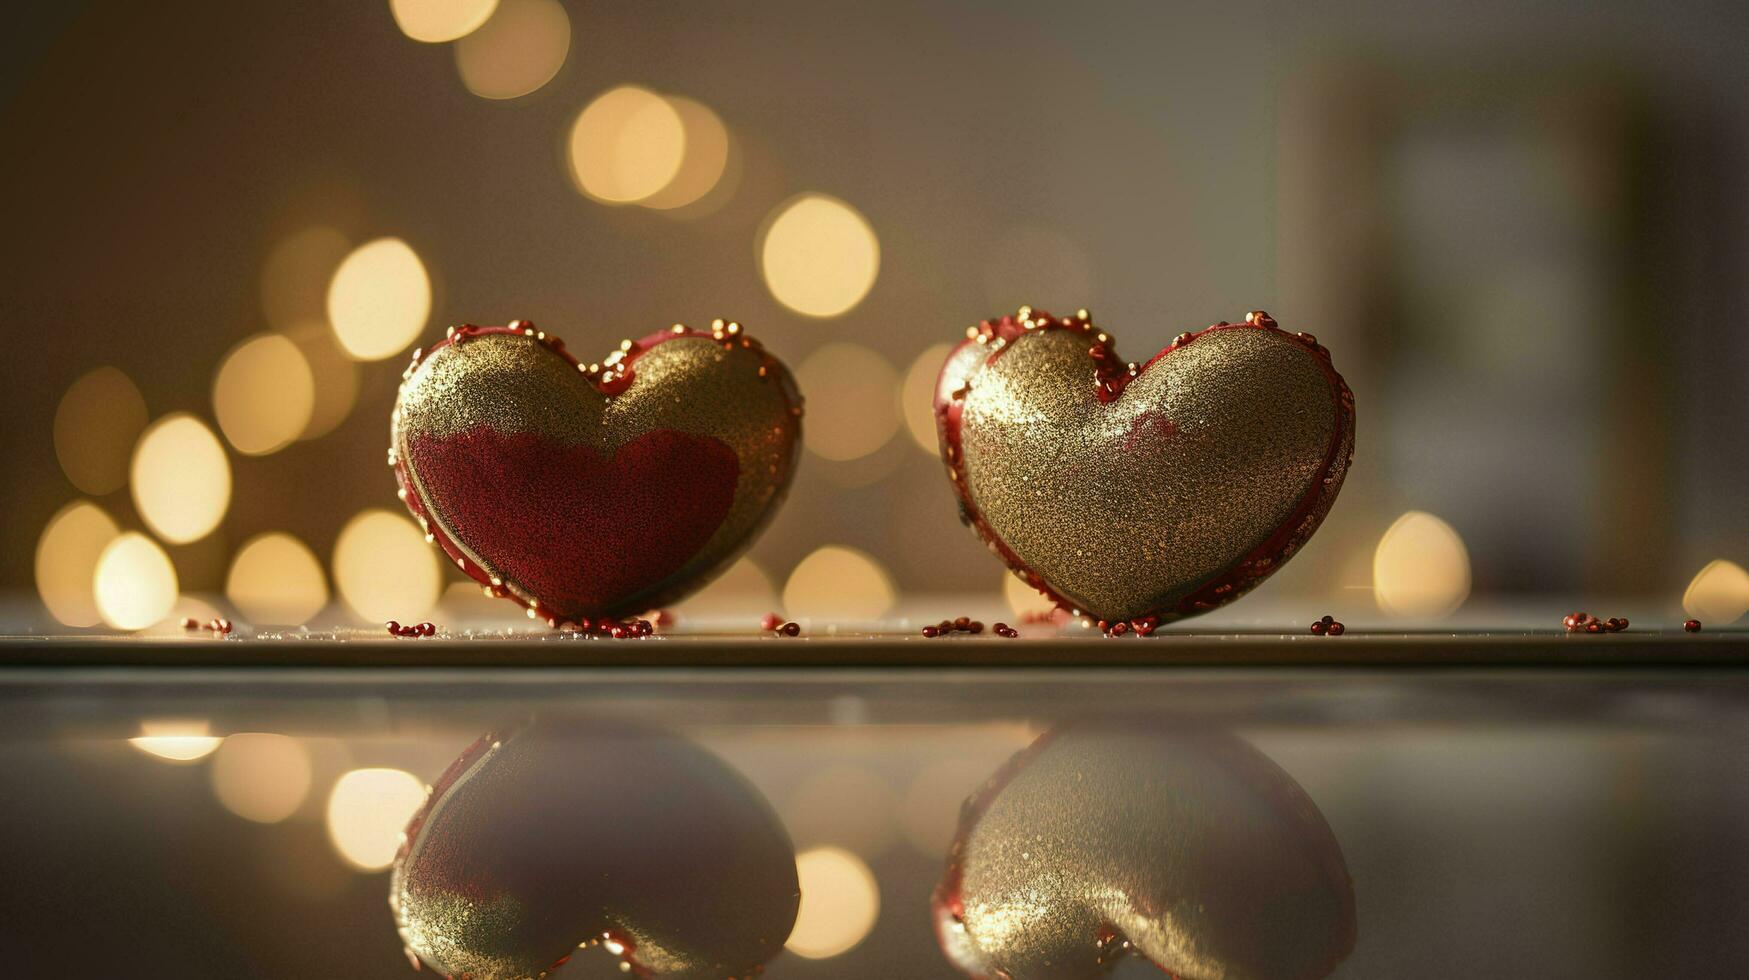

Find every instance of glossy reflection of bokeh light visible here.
[796,343,899,461]
[786,846,880,959]
[454,0,569,100]
[130,413,231,544]
[326,767,427,871]
[390,0,498,42]
[227,532,329,624]
[900,342,953,454]
[1372,510,1471,619]
[35,501,120,627]
[333,509,441,622]
[640,96,729,210]
[53,366,148,495]
[94,532,179,630]
[785,766,899,858]
[211,733,313,824]
[782,546,896,623]
[261,226,350,332]
[1003,572,1056,619]
[130,720,222,763]
[287,321,361,440]
[760,194,880,318]
[567,85,686,204]
[212,333,315,455]
[327,237,432,361]
[674,556,777,619]
[1683,559,1749,624]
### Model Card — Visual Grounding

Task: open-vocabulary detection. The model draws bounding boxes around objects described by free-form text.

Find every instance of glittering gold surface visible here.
[940,724,1355,980]
[955,324,1342,622]
[392,330,801,616]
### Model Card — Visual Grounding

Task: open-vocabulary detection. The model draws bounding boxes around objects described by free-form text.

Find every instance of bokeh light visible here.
[390,0,498,42]
[35,501,120,628]
[211,733,313,824]
[782,546,896,623]
[261,226,350,332]
[212,333,316,455]
[674,556,777,620]
[287,321,361,440]
[326,767,427,871]
[567,85,686,204]
[453,0,569,100]
[900,342,953,454]
[640,96,730,210]
[759,194,880,318]
[326,237,432,361]
[1682,559,1749,624]
[53,366,148,496]
[784,766,898,858]
[226,532,330,624]
[1002,572,1056,619]
[796,344,900,461]
[130,413,231,544]
[1372,510,1471,619]
[333,509,442,622]
[130,720,221,763]
[94,532,179,630]
[786,846,881,959]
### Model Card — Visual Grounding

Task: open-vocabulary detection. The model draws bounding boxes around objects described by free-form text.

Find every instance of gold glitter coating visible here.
[392,718,800,979]
[392,326,802,618]
[942,312,1351,623]
[936,722,1355,980]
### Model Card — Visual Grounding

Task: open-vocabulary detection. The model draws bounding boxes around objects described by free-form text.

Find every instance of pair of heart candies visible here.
[391,308,1353,628]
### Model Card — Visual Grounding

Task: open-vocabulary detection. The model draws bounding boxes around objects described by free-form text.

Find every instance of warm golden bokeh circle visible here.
[326,767,427,871]
[94,532,179,631]
[327,237,432,361]
[53,366,148,496]
[1683,559,1749,624]
[900,342,953,455]
[759,194,880,318]
[35,500,120,628]
[796,343,900,462]
[453,0,570,100]
[212,333,316,455]
[332,509,442,622]
[130,413,232,544]
[390,0,499,43]
[567,86,687,204]
[782,546,896,622]
[786,846,881,959]
[226,532,330,624]
[1372,511,1472,619]
[211,734,313,824]
[640,96,730,210]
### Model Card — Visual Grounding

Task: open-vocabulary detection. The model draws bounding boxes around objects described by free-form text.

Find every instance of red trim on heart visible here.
[935,309,1355,625]
[392,320,796,627]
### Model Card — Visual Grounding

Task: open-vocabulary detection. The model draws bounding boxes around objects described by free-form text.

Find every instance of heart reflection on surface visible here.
[933,720,1356,980]
[391,716,799,979]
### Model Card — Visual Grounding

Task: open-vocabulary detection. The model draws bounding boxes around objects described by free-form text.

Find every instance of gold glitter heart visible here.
[937,309,1353,624]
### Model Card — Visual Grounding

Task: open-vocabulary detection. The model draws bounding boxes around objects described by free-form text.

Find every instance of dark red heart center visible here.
[406,427,739,614]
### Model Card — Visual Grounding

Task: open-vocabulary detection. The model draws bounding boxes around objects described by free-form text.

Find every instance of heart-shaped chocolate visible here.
[392,320,802,623]
[936,308,1353,625]
[392,716,800,978]
[933,721,1356,980]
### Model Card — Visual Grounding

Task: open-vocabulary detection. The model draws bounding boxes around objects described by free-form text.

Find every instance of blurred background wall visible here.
[3,0,1747,628]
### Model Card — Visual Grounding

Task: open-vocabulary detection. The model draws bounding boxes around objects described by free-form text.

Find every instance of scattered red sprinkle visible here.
[778,621,801,637]
[180,617,199,629]
[1564,612,1628,634]
[651,609,676,628]
[921,625,940,638]
[760,612,783,632]
[1108,621,1129,636]
[922,616,987,637]
[202,617,233,635]
[992,622,1019,638]
[1684,619,1702,633]
[1327,622,1345,636]
[1310,614,1343,636]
